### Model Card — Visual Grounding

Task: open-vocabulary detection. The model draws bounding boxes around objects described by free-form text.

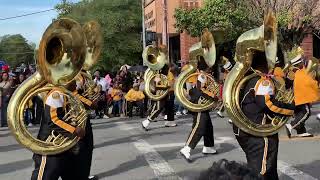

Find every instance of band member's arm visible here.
[72,91,92,107]
[50,107,76,134]
[254,79,295,116]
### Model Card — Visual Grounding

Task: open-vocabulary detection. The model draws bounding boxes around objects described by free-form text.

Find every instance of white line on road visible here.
[151,136,234,149]
[278,161,318,180]
[115,122,182,180]
[134,139,182,180]
[114,121,318,180]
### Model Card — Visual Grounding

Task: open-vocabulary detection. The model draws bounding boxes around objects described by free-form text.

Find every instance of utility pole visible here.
[142,0,146,48]
[162,0,170,61]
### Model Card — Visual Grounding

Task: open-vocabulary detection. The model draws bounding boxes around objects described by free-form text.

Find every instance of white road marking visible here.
[115,121,318,180]
[134,139,182,180]
[115,122,182,180]
[151,136,234,149]
[278,161,318,180]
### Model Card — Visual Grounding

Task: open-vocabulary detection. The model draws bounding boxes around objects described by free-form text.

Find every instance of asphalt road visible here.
[1,106,320,180]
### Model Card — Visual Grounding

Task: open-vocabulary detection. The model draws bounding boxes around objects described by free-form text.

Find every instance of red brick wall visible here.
[180,31,199,64]
[301,34,313,60]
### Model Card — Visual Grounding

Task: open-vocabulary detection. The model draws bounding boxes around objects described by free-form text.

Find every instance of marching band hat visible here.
[223,61,232,71]
[288,46,304,66]
[290,54,303,66]
[197,74,207,84]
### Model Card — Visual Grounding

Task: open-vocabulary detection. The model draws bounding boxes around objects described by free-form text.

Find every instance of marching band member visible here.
[31,82,86,180]
[217,57,233,113]
[217,57,233,124]
[73,73,99,180]
[234,51,295,179]
[141,64,176,130]
[180,73,218,162]
[285,50,320,138]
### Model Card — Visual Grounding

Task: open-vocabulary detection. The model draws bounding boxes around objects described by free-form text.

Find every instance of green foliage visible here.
[174,0,256,43]
[175,0,320,53]
[55,0,142,72]
[0,34,35,67]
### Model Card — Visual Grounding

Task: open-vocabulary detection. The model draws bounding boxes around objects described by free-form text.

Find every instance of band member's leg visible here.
[165,93,175,121]
[148,99,165,121]
[180,112,207,161]
[288,104,311,136]
[185,112,204,149]
[142,99,166,130]
[236,135,279,180]
[31,154,63,180]
[203,115,214,148]
[70,122,94,180]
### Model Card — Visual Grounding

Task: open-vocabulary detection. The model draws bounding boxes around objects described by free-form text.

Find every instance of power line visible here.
[0,8,55,21]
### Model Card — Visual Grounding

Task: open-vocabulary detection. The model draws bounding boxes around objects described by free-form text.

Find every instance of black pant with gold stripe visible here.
[32,152,74,180]
[148,93,175,121]
[234,127,279,180]
[31,122,94,180]
[290,104,311,134]
[185,111,214,149]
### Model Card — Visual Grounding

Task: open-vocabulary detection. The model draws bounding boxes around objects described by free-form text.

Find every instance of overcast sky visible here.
[0,0,80,46]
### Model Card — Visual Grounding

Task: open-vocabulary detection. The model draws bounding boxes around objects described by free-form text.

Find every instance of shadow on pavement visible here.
[94,155,148,179]
[94,131,176,149]
[0,159,32,174]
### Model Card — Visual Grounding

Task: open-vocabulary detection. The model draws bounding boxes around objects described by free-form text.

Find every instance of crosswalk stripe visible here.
[116,122,182,180]
[278,161,318,180]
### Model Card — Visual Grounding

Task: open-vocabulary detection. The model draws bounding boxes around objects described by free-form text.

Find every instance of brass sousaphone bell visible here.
[223,12,294,137]
[175,29,220,112]
[143,45,169,101]
[76,21,103,102]
[7,18,89,155]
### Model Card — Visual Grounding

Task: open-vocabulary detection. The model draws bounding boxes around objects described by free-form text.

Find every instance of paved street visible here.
[1,106,320,180]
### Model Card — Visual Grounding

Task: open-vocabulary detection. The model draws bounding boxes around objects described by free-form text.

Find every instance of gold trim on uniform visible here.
[186,112,201,146]
[260,137,268,175]
[37,155,47,180]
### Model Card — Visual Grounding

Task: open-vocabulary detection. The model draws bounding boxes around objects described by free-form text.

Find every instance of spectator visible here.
[94,70,108,92]
[125,83,145,118]
[18,73,26,84]
[94,70,109,118]
[119,66,133,117]
[0,72,12,127]
[110,83,123,117]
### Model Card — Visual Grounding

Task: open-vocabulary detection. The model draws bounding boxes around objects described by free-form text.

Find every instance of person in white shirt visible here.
[93,70,109,119]
[94,70,108,92]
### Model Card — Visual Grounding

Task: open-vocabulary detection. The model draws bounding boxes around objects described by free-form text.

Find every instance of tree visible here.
[244,0,320,52]
[55,0,142,72]
[174,0,256,43]
[0,34,35,67]
[175,0,320,54]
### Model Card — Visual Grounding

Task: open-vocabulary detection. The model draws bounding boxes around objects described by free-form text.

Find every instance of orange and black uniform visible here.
[233,76,294,180]
[32,90,79,180]
[148,65,175,122]
[185,81,216,149]
[71,90,94,180]
[291,68,320,134]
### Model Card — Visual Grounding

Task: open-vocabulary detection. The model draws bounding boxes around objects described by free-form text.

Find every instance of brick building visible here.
[144,0,203,66]
[143,0,320,66]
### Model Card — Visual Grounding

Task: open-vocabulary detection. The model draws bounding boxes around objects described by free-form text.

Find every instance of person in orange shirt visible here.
[125,83,145,118]
[111,83,123,117]
[285,55,320,138]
